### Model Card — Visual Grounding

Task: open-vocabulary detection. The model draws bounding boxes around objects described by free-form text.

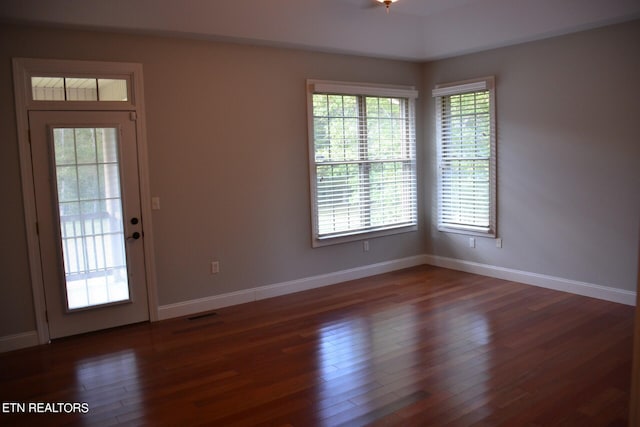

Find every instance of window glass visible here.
[309,83,417,245]
[433,77,496,235]
[31,77,129,102]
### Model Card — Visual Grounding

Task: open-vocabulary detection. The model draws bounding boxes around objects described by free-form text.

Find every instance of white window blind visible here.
[308,80,418,245]
[433,77,496,235]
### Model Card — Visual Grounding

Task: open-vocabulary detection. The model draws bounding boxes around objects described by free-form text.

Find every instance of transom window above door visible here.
[31,76,129,101]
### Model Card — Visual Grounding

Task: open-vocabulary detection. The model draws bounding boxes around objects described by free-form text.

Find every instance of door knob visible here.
[127,231,141,241]
[130,217,139,225]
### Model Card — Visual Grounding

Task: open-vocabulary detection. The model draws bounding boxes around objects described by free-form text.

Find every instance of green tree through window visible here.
[308,82,417,245]
[433,77,496,235]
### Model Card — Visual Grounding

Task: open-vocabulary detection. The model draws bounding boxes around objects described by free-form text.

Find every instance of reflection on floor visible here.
[0,265,634,425]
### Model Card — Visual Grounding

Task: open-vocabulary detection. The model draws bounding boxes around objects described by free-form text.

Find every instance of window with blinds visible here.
[433,77,496,236]
[307,80,418,246]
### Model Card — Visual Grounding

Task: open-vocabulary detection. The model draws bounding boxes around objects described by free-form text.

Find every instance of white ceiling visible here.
[1,0,639,61]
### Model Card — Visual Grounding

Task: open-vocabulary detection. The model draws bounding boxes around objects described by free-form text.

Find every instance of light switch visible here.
[151,197,160,210]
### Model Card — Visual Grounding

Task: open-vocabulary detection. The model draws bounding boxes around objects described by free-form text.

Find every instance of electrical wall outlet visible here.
[469,237,476,248]
[496,238,503,248]
[210,261,220,274]
[363,240,370,252]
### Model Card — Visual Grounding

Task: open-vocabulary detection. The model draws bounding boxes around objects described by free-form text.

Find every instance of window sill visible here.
[437,225,496,238]
[313,224,418,248]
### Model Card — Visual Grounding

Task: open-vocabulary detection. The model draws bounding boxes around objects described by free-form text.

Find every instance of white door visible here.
[30,111,149,339]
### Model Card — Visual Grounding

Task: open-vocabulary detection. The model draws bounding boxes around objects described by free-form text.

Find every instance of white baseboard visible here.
[0,331,39,353]
[5,254,633,351]
[157,289,256,320]
[159,253,635,320]
[424,254,637,306]
[158,254,427,320]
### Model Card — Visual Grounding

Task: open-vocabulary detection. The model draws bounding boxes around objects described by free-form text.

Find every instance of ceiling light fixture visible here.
[377,0,398,13]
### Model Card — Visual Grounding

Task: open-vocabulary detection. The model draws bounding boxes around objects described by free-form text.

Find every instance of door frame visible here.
[12,58,159,344]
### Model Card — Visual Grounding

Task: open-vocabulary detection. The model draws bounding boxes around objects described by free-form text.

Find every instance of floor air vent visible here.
[187,312,217,321]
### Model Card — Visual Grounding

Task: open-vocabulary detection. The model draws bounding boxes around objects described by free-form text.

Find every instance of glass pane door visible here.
[52,126,130,310]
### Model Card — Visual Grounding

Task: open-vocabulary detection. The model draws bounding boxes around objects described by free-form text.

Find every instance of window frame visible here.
[432,76,497,237]
[306,79,419,247]
[16,58,137,111]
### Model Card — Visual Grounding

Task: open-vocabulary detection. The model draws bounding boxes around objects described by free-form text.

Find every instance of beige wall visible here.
[423,19,640,291]
[0,25,425,336]
[1,19,639,340]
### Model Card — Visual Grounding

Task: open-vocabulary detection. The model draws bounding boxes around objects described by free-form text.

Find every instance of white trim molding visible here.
[310,80,418,99]
[424,254,637,306]
[158,255,427,320]
[0,331,40,353]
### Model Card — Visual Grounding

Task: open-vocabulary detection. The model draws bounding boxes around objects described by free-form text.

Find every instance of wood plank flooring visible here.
[0,266,634,426]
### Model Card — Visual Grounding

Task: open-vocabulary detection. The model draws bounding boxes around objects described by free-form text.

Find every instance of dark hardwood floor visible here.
[0,266,634,426]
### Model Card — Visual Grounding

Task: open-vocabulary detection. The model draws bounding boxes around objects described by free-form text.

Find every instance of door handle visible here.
[127,231,141,241]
